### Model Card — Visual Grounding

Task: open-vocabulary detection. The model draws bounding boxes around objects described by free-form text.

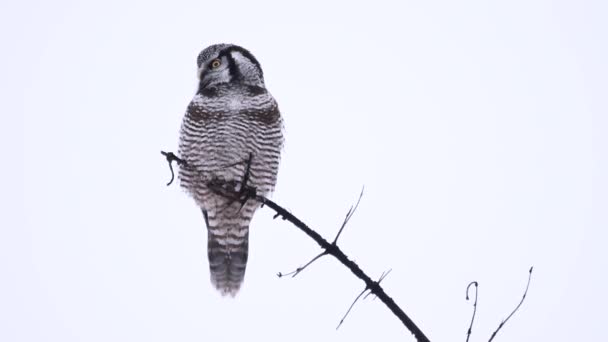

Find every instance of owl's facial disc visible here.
[198,54,230,88]
[197,44,265,92]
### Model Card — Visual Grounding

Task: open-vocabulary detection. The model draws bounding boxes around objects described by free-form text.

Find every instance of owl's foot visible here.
[207,154,257,215]
[235,153,257,213]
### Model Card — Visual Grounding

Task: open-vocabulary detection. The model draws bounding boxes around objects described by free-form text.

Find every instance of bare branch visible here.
[161,150,429,342]
[161,150,534,342]
[465,281,478,342]
[255,198,431,341]
[488,267,534,342]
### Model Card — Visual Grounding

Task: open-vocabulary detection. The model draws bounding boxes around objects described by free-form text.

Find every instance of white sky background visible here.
[2,0,607,341]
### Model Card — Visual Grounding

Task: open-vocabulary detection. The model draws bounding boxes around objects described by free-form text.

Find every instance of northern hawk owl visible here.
[178,44,284,296]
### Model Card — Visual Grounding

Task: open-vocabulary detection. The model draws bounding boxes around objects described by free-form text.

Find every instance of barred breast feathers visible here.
[178,84,284,200]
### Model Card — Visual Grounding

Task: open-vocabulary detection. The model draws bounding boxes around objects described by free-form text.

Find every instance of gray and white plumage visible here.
[178,44,283,296]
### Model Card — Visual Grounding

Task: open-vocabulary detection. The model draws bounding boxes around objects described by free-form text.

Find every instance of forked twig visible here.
[277,250,328,278]
[278,187,364,278]
[333,187,364,245]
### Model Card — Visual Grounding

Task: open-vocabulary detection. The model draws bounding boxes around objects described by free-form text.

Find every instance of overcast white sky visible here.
[2,0,607,341]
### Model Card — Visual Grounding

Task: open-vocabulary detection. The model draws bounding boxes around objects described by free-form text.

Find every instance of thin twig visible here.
[488,267,533,342]
[379,269,392,282]
[337,287,369,330]
[339,268,393,328]
[465,281,478,342]
[277,250,328,278]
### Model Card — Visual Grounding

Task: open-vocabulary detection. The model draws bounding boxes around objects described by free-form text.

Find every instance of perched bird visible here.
[178,44,284,296]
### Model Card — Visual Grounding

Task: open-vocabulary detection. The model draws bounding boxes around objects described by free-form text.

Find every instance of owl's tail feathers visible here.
[207,226,249,297]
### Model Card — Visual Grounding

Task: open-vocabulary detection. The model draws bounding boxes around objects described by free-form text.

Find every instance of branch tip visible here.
[488,268,534,342]
[161,151,188,186]
[337,287,368,330]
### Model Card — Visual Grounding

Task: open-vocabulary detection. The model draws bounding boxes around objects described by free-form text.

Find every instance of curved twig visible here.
[465,281,478,342]
[488,267,533,342]
[160,151,188,186]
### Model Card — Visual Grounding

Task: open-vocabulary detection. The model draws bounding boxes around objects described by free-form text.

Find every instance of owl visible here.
[178,44,284,296]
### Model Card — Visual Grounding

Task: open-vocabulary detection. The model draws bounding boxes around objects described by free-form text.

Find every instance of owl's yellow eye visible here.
[210,59,221,69]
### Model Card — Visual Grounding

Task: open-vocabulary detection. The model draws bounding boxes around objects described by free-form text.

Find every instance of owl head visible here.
[196,44,265,90]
